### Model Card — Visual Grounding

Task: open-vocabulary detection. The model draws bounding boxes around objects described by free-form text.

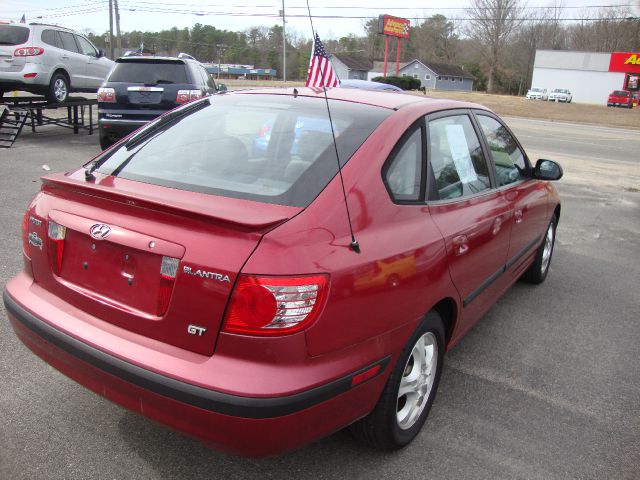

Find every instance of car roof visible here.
[232,87,488,113]
[339,79,403,91]
[116,56,191,62]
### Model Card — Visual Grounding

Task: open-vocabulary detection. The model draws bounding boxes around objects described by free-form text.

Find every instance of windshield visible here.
[0,25,29,46]
[530,88,542,92]
[96,94,391,207]
[108,60,189,84]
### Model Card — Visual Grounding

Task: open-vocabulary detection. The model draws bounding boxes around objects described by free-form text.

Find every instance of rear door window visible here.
[0,25,30,45]
[108,61,189,84]
[428,114,491,200]
[58,31,80,53]
[96,95,391,207]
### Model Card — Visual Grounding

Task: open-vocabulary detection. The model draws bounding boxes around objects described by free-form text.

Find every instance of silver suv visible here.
[0,23,114,103]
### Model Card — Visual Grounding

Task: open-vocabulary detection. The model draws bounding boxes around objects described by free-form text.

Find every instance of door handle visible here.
[452,235,469,256]
[62,55,69,59]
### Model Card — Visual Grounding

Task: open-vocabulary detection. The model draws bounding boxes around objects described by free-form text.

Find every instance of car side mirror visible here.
[534,159,563,181]
[97,49,105,58]
[217,83,227,93]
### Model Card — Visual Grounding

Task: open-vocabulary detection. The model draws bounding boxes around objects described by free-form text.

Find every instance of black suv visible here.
[97,54,225,149]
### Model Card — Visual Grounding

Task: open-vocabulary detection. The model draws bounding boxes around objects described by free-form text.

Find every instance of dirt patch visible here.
[414,90,640,130]
[222,80,640,130]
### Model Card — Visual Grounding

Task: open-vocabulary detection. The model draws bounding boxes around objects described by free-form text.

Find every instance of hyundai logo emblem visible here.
[90,223,111,240]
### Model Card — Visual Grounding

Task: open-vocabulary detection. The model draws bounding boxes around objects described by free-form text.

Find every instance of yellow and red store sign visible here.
[609,52,640,73]
[378,15,410,38]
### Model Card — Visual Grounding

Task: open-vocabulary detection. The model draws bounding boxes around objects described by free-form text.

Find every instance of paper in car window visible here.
[445,124,478,184]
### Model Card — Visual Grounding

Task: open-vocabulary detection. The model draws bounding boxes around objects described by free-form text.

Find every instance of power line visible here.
[113,1,638,11]
[2,1,108,14]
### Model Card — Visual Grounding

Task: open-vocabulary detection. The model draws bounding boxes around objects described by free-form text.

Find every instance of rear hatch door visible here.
[27,171,300,355]
[100,58,193,123]
[0,24,31,72]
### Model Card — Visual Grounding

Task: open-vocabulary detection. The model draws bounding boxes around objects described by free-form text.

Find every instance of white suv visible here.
[0,23,114,102]
[525,87,548,100]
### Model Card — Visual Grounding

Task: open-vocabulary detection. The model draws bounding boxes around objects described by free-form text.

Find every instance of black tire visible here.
[47,73,69,103]
[522,214,557,284]
[349,311,445,450]
[99,135,114,151]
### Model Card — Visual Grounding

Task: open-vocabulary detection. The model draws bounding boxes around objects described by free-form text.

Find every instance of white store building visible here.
[531,49,640,105]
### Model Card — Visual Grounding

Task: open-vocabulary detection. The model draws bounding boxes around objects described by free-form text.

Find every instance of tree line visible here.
[85,0,640,94]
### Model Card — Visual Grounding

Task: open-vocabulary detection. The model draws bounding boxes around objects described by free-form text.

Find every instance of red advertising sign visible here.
[609,52,640,73]
[378,15,410,39]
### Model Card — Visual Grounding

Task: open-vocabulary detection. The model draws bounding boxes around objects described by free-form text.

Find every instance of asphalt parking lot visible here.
[1,116,639,479]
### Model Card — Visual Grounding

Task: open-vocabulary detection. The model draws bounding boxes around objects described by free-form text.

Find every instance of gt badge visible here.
[187,325,207,336]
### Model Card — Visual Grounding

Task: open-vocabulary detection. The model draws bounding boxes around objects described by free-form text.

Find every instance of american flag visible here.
[306,33,338,88]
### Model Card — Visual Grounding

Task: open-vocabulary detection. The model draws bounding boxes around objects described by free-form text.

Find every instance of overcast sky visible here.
[2,0,638,40]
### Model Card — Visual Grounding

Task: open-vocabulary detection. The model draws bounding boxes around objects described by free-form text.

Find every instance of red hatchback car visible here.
[4,88,562,457]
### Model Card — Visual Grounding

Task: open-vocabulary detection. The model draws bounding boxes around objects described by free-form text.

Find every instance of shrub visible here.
[372,75,422,91]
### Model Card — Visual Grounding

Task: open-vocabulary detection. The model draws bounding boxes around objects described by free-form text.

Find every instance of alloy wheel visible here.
[396,332,438,430]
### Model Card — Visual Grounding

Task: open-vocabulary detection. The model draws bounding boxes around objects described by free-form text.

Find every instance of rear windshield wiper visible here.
[84,98,210,180]
[155,79,174,84]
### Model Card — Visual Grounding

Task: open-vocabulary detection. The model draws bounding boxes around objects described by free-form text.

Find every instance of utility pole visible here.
[281,1,286,82]
[114,0,122,56]
[108,0,114,58]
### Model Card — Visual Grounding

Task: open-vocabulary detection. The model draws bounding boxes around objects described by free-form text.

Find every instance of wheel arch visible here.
[431,297,459,349]
[553,204,561,224]
[49,67,71,88]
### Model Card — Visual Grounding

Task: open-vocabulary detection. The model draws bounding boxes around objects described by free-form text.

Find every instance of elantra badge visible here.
[90,223,111,240]
[183,265,231,283]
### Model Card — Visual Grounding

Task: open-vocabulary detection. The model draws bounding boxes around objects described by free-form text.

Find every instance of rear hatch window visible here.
[0,25,30,46]
[107,59,189,84]
[613,90,629,97]
[96,94,391,207]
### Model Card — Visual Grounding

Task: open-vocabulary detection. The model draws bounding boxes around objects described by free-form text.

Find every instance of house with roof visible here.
[367,61,410,80]
[329,54,374,81]
[398,60,474,91]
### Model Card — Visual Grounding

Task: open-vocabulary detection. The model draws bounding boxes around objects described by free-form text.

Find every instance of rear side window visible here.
[428,115,491,200]
[41,29,61,48]
[96,95,391,207]
[108,61,189,84]
[0,25,30,45]
[384,128,423,202]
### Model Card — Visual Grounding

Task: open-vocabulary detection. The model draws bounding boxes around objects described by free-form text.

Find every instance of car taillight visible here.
[176,90,202,103]
[222,274,329,335]
[97,87,116,102]
[158,256,179,316]
[22,211,30,256]
[47,221,66,275]
[14,47,44,57]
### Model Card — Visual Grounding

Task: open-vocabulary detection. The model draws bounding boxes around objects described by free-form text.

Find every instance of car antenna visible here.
[304,0,360,254]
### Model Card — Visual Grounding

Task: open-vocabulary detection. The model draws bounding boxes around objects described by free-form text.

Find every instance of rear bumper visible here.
[3,277,390,456]
[0,66,50,89]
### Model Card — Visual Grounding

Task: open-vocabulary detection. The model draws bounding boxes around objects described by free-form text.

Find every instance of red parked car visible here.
[607,90,634,108]
[4,88,562,457]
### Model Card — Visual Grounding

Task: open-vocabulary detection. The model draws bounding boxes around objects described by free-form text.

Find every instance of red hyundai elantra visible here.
[4,88,562,456]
